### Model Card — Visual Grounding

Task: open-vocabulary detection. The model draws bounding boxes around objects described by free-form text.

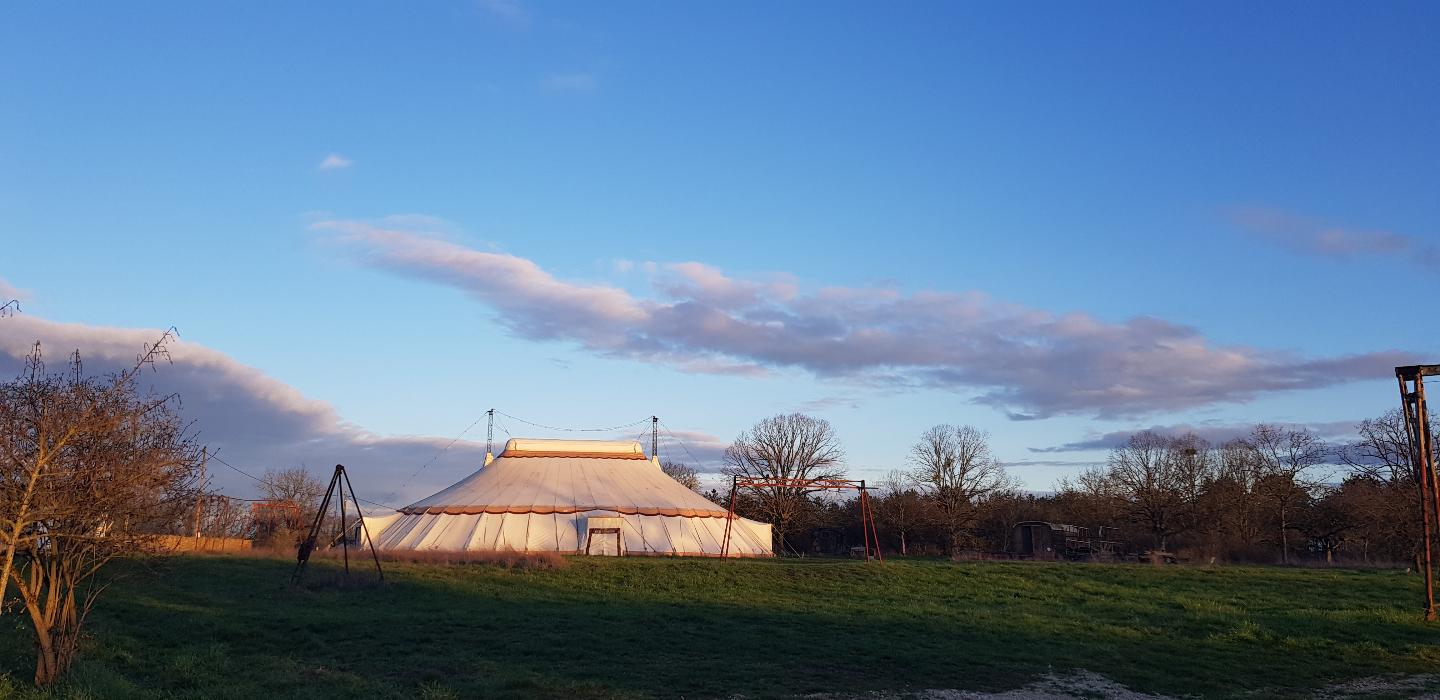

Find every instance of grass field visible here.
[0,555,1436,699]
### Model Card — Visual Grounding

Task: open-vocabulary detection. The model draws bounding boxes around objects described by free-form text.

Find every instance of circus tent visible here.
[365,438,772,557]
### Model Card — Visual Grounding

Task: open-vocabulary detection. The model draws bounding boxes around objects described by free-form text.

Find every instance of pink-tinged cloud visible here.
[0,314,489,505]
[1227,205,1439,270]
[1030,420,1361,453]
[316,217,1419,420]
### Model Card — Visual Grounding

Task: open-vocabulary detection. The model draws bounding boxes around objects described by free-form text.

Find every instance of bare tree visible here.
[1054,465,1124,529]
[1341,411,1435,565]
[661,460,701,491]
[0,327,177,610]
[1204,438,1267,555]
[722,413,845,554]
[1343,411,1418,485]
[873,470,926,555]
[256,467,326,547]
[908,425,1013,555]
[0,348,201,684]
[199,495,252,539]
[1246,424,1327,564]
[1097,431,1214,552]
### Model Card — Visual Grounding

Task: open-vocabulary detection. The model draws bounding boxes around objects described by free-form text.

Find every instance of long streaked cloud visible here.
[1227,205,1439,270]
[316,216,1417,420]
[0,313,489,506]
[0,309,728,505]
[1029,420,1360,453]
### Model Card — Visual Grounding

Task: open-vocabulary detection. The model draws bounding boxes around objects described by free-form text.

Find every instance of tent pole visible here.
[721,475,738,557]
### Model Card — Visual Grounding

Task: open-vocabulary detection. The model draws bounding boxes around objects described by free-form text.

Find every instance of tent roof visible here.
[499,438,646,459]
[403,438,730,518]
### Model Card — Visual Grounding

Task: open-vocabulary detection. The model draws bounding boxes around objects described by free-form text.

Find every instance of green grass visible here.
[0,556,1435,699]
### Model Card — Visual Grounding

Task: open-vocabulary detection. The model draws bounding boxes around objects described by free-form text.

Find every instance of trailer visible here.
[1011,521,1129,561]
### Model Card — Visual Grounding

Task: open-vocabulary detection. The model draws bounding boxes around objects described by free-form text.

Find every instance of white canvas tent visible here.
[365,438,772,557]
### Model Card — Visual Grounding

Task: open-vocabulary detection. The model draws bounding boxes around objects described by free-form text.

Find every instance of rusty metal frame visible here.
[720,476,884,561]
[1397,364,1440,621]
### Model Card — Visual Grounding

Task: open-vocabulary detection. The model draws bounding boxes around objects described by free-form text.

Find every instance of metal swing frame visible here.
[719,476,884,561]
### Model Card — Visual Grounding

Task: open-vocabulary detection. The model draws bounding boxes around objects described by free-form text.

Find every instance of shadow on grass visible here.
[0,557,1433,699]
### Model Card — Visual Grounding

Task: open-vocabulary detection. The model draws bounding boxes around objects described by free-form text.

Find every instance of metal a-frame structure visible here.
[1397,364,1440,621]
[291,464,385,585]
[720,476,883,561]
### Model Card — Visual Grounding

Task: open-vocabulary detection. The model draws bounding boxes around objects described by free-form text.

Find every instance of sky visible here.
[1,2,1437,506]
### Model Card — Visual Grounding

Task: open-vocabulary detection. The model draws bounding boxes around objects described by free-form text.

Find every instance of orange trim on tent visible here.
[403,504,731,518]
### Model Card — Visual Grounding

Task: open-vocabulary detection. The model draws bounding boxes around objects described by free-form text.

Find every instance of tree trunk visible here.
[33,626,76,686]
[1280,508,1290,564]
[899,531,908,556]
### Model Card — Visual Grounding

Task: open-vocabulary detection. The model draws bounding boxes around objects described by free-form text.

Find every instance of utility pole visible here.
[193,447,208,547]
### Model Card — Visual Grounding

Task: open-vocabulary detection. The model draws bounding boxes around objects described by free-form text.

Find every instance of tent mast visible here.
[484,408,495,466]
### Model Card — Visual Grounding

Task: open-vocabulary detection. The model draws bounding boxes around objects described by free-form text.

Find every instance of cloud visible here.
[654,428,729,470]
[1227,206,1439,270]
[540,72,597,93]
[1030,420,1360,453]
[796,395,861,412]
[476,0,529,26]
[318,154,353,171]
[313,217,1417,420]
[0,313,488,507]
[1001,459,1105,469]
[0,277,30,304]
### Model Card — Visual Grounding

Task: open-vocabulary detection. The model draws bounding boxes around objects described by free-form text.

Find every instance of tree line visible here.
[708,412,1436,565]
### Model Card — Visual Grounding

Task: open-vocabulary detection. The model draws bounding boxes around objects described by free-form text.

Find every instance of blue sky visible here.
[2,2,1436,502]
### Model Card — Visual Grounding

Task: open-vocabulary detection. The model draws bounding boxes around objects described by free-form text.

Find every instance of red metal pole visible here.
[1400,374,1437,621]
[1416,376,1440,621]
[861,486,883,562]
[859,484,873,561]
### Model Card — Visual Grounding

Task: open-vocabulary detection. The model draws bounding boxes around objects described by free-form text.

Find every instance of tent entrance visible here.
[584,517,624,556]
